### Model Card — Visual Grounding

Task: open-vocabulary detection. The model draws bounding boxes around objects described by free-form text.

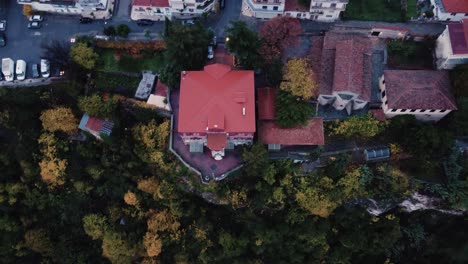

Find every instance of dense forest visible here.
[0,83,467,264]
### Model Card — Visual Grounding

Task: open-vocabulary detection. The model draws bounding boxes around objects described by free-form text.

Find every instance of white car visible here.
[40,59,50,78]
[29,15,43,22]
[0,20,6,31]
[15,60,27,81]
[207,46,214,60]
[182,19,195,26]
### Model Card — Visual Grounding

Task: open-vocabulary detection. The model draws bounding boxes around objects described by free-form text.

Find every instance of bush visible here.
[275,90,314,128]
[93,72,140,96]
[103,26,116,36]
[116,24,130,38]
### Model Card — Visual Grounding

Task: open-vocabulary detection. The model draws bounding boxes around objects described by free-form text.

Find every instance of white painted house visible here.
[242,0,347,21]
[430,0,468,21]
[379,70,457,122]
[131,0,214,21]
[435,19,468,69]
[17,0,107,15]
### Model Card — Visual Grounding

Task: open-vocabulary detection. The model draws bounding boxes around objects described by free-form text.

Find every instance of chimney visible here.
[242,107,246,116]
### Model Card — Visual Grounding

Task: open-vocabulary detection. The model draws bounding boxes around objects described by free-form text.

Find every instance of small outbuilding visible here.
[364,147,390,162]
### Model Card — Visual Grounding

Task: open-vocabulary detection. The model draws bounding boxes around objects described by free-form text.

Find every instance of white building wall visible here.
[242,0,284,19]
[18,1,81,14]
[379,76,452,122]
[131,5,171,20]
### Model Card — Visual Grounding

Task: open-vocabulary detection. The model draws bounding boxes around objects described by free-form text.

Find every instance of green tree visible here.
[116,24,130,38]
[101,231,139,264]
[280,58,317,100]
[242,143,269,176]
[78,94,118,118]
[103,26,116,36]
[225,21,262,69]
[70,42,99,70]
[163,16,172,37]
[40,107,78,134]
[161,23,210,87]
[83,214,109,240]
[330,114,387,139]
[275,90,313,128]
[23,229,54,257]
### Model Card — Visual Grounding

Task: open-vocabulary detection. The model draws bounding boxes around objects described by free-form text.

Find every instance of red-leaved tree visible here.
[259,17,303,63]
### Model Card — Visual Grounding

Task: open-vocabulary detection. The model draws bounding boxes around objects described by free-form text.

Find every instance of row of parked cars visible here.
[1,58,50,82]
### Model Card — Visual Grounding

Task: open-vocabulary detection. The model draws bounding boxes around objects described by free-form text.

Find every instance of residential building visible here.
[430,0,468,21]
[257,87,324,155]
[17,0,107,15]
[131,0,171,21]
[147,79,171,111]
[435,19,468,69]
[379,70,457,122]
[131,0,215,20]
[316,33,373,115]
[242,0,285,19]
[178,63,255,160]
[242,0,347,21]
[78,114,114,140]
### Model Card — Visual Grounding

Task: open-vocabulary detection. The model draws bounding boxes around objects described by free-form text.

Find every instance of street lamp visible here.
[59,71,65,76]
[70,38,76,43]
[225,37,230,42]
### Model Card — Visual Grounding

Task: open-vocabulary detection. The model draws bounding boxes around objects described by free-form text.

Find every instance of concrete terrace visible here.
[170,89,243,183]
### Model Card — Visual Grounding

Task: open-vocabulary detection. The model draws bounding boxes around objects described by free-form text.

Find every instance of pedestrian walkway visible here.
[0,77,65,88]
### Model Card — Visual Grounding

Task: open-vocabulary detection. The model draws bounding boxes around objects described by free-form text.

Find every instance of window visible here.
[297,13,302,18]
[401,109,407,112]
[429,109,436,112]
[285,12,291,16]
[420,109,426,113]
[381,90,386,98]
[465,13,468,16]
[273,6,278,10]
[384,100,388,105]
[326,15,333,17]
[189,8,193,12]
[331,3,336,8]
[391,109,397,112]
[451,13,456,16]
[274,0,279,3]
[446,18,451,21]
[262,6,267,9]
[440,109,447,113]
[410,109,416,112]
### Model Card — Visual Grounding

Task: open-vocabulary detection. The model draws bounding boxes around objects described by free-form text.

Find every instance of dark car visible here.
[80,17,93,24]
[31,64,40,78]
[0,32,5,47]
[137,19,154,26]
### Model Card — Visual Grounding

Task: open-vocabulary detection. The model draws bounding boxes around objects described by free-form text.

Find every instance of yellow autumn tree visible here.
[22,5,33,17]
[137,177,163,200]
[143,231,163,257]
[38,133,67,187]
[124,191,139,207]
[23,229,54,257]
[280,58,317,100]
[330,114,387,139]
[40,107,78,134]
[132,120,170,170]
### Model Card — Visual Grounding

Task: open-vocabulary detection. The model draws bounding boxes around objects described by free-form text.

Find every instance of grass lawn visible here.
[99,49,165,73]
[93,71,141,97]
[344,0,418,22]
[387,40,434,69]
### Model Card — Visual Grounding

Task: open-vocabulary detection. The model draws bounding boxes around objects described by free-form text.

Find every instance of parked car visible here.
[182,19,195,26]
[40,59,50,78]
[0,32,5,47]
[210,35,217,48]
[31,64,39,78]
[28,21,41,29]
[137,19,154,26]
[207,46,214,60]
[80,17,93,24]
[29,15,43,22]
[15,60,26,80]
[0,20,6,31]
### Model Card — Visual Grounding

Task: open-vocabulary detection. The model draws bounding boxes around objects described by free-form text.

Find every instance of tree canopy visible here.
[275,89,314,128]
[78,94,118,118]
[40,107,78,134]
[225,21,262,69]
[330,114,387,139]
[280,58,317,100]
[70,42,99,70]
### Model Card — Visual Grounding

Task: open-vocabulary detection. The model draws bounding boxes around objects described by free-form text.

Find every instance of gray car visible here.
[31,64,39,78]
[28,21,41,29]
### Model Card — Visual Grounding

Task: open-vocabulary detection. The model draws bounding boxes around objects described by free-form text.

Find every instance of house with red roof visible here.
[178,64,255,160]
[242,0,348,21]
[435,19,468,69]
[315,32,373,115]
[379,70,457,122]
[257,87,324,154]
[430,0,468,21]
[131,0,215,21]
[78,114,114,140]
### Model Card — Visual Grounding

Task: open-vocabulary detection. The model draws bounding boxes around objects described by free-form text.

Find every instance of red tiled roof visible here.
[259,118,325,146]
[318,33,372,101]
[257,87,276,120]
[212,45,235,66]
[178,64,255,134]
[132,0,169,7]
[285,0,309,12]
[207,133,227,151]
[333,40,366,96]
[441,0,468,13]
[85,117,104,133]
[383,70,457,110]
[448,20,468,55]
[154,79,168,96]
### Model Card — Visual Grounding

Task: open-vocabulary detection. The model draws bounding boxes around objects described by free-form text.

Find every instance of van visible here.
[15,60,26,80]
[40,59,50,78]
